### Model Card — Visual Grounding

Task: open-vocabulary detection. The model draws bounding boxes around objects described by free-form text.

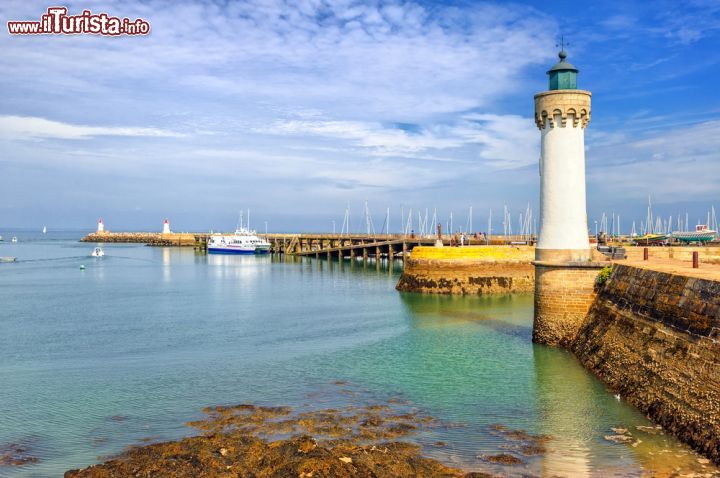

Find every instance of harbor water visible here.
[0,231,716,477]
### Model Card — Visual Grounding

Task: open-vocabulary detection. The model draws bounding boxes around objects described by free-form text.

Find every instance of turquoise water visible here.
[0,232,715,477]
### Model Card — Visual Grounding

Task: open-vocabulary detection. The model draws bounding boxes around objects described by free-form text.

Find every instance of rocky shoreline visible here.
[62,400,551,478]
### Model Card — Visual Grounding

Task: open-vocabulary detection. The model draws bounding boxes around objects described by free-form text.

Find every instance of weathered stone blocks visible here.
[396,246,534,295]
[532,262,604,347]
[573,264,720,464]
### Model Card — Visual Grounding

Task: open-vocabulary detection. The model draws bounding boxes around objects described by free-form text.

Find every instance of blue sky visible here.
[1,0,719,233]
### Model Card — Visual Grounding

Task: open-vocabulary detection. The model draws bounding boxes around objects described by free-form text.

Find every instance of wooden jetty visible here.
[273,234,437,260]
[194,233,445,261]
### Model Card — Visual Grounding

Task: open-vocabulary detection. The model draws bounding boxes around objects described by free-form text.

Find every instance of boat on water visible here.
[671,225,716,244]
[208,228,271,255]
[91,247,104,257]
[1,256,16,263]
[0,235,3,241]
[42,226,47,234]
[241,228,271,254]
[11,236,18,243]
[208,232,255,254]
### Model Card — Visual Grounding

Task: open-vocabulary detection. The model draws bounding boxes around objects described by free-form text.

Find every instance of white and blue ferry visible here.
[207,228,271,254]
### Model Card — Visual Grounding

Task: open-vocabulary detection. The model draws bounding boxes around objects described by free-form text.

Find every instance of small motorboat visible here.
[91,247,105,257]
[1,256,16,263]
[11,236,18,243]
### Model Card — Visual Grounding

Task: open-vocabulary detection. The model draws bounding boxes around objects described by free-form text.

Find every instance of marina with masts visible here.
[79,195,720,259]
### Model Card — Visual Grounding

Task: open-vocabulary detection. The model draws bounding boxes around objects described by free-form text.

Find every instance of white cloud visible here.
[0,115,182,141]
[257,113,539,170]
[456,114,538,169]
[262,119,463,155]
[0,1,555,121]
[588,120,720,200]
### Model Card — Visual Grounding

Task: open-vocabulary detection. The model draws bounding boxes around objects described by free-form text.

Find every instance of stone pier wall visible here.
[572,264,720,464]
[533,262,604,347]
[396,246,534,295]
[81,232,199,246]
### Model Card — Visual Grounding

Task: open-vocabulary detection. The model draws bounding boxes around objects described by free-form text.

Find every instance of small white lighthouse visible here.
[535,49,591,262]
[533,48,603,347]
[162,218,171,234]
[97,218,105,233]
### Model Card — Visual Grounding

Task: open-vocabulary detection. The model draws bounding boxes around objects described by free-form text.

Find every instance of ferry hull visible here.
[208,247,256,255]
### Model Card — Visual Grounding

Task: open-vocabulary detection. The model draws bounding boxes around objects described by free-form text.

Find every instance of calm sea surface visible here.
[0,231,716,477]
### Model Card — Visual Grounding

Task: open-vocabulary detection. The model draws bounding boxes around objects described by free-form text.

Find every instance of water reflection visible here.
[207,253,271,280]
[532,345,599,476]
[162,247,171,282]
[531,333,715,477]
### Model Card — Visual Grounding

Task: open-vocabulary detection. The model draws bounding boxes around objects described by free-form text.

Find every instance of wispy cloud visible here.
[0,115,182,141]
[0,1,555,122]
[588,120,720,200]
[261,119,463,155]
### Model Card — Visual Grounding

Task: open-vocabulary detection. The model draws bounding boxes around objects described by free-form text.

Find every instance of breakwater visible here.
[80,231,198,246]
[573,263,720,464]
[396,245,534,294]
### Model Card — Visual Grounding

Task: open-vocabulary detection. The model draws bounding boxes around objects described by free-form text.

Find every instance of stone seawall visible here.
[396,246,534,295]
[81,232,199,246]
[572,264,720,463]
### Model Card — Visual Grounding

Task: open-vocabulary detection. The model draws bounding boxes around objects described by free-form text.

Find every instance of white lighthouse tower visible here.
[535,48,591,262]
[162,218,171,234]
[532,48,603,347]
[97,218,105,233]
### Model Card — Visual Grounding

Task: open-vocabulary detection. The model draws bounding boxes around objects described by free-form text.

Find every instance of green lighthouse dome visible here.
[547,49,578,90]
